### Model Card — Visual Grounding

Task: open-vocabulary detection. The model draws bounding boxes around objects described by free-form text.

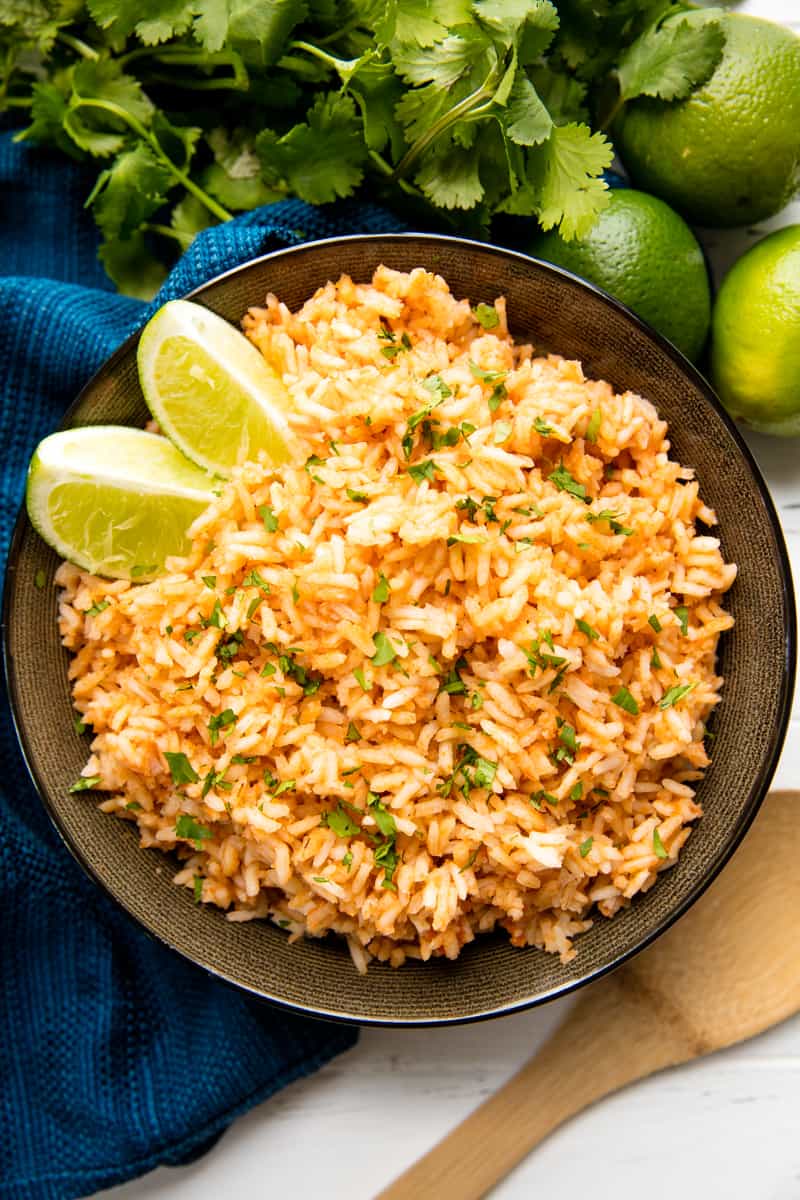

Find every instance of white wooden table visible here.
[103,4,800,1196]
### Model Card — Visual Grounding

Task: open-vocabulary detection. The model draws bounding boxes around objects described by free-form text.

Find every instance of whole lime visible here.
[710,225,800,435]
[530,188,711,362]
[614,14,800,227]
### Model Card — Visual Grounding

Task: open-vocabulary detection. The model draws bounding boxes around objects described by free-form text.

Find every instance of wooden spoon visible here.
[377,790,800,1200]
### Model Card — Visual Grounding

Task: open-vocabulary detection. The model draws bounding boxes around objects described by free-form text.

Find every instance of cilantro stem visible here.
[599,87,626,132]
[56,32,100,61]
[289,40,352,73]
[3,96,31,107]
[118,47,249,91]
[142,221,190,245]
[392,73,497,180]
[70,97,233,223]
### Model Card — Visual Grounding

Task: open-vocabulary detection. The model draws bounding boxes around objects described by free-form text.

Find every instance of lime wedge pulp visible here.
[137,299,294,477]
[26,427,216,580]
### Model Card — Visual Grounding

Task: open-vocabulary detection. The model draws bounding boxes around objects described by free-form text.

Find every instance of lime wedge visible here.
[137,299,294,477]
[26,427,216,580]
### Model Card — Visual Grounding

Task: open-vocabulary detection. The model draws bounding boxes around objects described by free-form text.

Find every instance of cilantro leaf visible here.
[503,73,553,146]
[548,464,587,501]
[257,92,368,205]
[531,123,613,240]
[164,751,199,786]
[370,632,397,667]
[322,803,360,838]
[175,814,213,842]
[616,13,726,104]
[89,143,173,240]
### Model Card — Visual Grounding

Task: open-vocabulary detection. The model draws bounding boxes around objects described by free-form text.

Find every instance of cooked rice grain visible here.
[59,266,736,971]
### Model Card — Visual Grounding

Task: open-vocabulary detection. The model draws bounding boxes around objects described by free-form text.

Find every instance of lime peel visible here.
[26,427,216,581]
[137,299,295,477]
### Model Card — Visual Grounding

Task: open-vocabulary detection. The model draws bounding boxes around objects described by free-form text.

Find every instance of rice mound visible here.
[57,266,736,971]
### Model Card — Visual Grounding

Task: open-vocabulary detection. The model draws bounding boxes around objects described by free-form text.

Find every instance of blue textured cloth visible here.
[0,131,406,1200]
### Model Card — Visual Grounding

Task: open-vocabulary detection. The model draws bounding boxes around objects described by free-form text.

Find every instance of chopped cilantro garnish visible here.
[456,496,479,520]
[372,572,390,604]
[164,751,199,786]
[612,687,639,715]
[470,691,484,711]
[208,708,236,745]
[201,768,230,798]
[555,722,579,764]
[73,715,87,735]
[447,532,488,546]
[271,779,296,797]
[258,505,279,532]
[354,667,370,692]
[343,850,353,869]
[202,599,225,630]
[675,606,689,636]
[346,487,368,503]
[368,794,397,838]
[125,801,142,812]
[401,431,414,460]
[322,799,361,837]
[193,876,204,903]
[291,580,300,604]
[659,682,696,709]
[231,754,257,765]
[371,631,397,667]
[493,420,512,445]
[131,563,157,578]
[305,454,326,473]
[34,569,46,589]
[586,509,633,536]
[648,614,663,633]
[217,629,244,664]
[313,876,330,884]
[653,828,668,859]
[439,744,497,798]
[345,721,361,743]
[651,648,663,669]
[570,782,584,801]
[407,459,439,484]
[243,568,270,592]
[175,814,213,843]
[423,374,452,401]
[260,661,276,676]
[473,303,499,330]
[439,655,468,696]
[85,599,110,618]
[576,619,599,640]
[469,361,507,384]
[585,408,602,443]
[202,575,216,589]
[479,380,501,413]
[68,775,101,793]
[247,597,262,620]
[549,465,587,501]
[579,836,594,857]
[534,417,552,436]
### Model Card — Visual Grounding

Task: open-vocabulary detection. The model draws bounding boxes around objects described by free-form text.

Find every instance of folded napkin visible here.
[0,131,407,1200]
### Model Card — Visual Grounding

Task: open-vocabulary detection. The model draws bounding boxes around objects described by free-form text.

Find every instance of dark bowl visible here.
[3,234,795,1025]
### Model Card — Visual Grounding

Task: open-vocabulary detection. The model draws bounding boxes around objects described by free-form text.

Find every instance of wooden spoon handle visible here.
[376,968,697,1200]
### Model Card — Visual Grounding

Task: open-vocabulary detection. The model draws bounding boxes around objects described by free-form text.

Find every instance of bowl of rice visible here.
[3,234,794,1025]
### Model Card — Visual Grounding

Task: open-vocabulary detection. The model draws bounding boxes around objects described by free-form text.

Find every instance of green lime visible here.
[614,15,800,227]
[530,189,711,362]
[137,299,294,477]
[710,225,800,436]
[26,426,216,579]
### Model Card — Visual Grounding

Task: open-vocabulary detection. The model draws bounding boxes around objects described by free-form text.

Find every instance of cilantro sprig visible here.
[3,2,726,295]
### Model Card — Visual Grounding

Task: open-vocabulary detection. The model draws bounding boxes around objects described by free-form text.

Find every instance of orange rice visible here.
[56,266,737,971]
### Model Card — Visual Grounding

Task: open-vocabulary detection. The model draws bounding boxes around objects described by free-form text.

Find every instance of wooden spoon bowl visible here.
[378,791,800,1200]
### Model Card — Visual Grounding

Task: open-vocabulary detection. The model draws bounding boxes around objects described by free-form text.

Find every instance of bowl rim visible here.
[3,231,796,1027]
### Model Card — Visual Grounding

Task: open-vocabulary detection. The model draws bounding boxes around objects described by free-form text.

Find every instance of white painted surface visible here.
[102,4,800,1197]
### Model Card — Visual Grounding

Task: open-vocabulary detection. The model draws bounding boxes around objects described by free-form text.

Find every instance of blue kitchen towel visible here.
[0,131,407,1200]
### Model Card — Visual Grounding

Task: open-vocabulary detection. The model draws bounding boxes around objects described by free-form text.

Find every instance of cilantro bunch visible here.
[1,0,727,295]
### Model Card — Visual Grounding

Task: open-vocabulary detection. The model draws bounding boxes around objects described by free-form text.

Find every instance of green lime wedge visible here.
[137,299,294,477]
[26,427,216,580]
